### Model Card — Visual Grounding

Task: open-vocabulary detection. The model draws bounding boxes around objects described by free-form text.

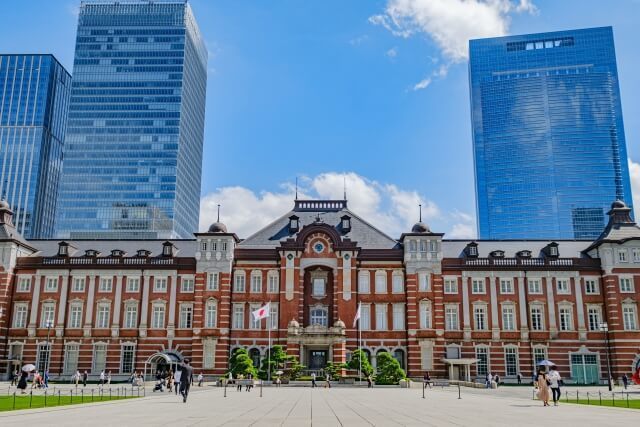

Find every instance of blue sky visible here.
[1,0,639,238]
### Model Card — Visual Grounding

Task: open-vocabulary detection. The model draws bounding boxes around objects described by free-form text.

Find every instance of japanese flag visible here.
[252,302,271,321]
[353,302,361,328]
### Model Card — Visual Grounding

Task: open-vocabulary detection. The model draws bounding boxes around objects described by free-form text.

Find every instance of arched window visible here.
[310,307,328,327]
[249,348,261,368]
[362,349,372,363]
[393,349,405,369]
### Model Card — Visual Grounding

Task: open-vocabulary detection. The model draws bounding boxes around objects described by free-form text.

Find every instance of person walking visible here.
[83,370,88,387]
[179,359,194,403]
[11,369,19,387]
[311,372,317,388]
[494,374,500,388]
[43,370,50,389]
[486,372,492,389]
[107,371,112,386]
[548,366,562,406]
[174,368,182,395]
[198,373,204,387]
[536,368,550,406]
[622,373,629,390]
[31,371,39,389]
[75,370,81,388]
[17,370,28,394]
[367,374,373,388]
[423,372,431,389]
[517,372,522,385]
[99,370,106,387]
[325,373,331,388]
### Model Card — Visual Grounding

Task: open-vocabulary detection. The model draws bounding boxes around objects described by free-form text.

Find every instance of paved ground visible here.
[0,383,638,426]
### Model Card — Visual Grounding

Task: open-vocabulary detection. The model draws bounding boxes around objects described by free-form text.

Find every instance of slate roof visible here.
[238,202,399,250]
[26,239,197,258]
[441,240,592,259]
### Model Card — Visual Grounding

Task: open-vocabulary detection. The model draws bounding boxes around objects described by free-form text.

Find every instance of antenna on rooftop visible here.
[419,204,422,222]
[217,204,220,222]
[295,177,298,200]
[343,175,347,201]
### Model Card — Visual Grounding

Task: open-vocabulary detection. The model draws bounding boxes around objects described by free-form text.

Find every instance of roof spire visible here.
[419,204,422,222]
[343,175,347,201]
[295,177,298,200]
[217,204,220,222]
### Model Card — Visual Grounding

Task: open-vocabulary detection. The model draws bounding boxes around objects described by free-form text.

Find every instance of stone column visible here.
[462,274,471,340]
[111,275,123,337]
[27,274,41,336]
[83,275,96,337]
[56,273,70,336]
[545,276,557,337]
[490,275,500,341]
[167,273,178,338]
[139,273,150,337]
[516,276,529,341]
[574,274,587,340]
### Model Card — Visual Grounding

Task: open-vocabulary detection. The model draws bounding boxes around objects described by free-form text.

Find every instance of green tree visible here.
[347,349,373,377]
[228,348,257,377]
[374,352,406,385]
[258,345,304,380]
[324,361,346,380]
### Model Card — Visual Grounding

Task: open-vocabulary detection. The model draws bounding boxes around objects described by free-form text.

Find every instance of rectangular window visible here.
[474,306,487,330]
[221,241,228,251]
[41,303,55,327]
[587,306,601,331]
[502,306,515,331]
[13,304,28,328]
[475,347,488,376]
[392,274,404,293]
[269,304,278,330]
[151,305,165,329]
[92,344,107,373]
[533,347,547,366]
[154,277,167,292]
[126,277,140,292]
[206,301,217,328]
[445,306,459,330]
[559,307,573,331]
[358,272,370,293]
[419,240,427,253]
[63,344,79,375]
[419,301,431,329]
[69,305,83,328]
[234,273,246,292]
[528,279,542,294]
[360,304,371,330]
[312,278,325,296]
[200,241,208,251]
[584,279,598,295]
[556,279,570,294]
[375,273,387,293]
[96,303,110,328]
[375,304,388,330]
[500,279,514,294]
[207,272,219,291]
[618,249,628,262]
[179,305,193,328]
[504,347,518,376]
[620,277,634,293]
[633,248,640,262]
[181,278,194,293]
[120,344,135,374]
[530,306,544,331]
[444,278,458,294]
[623,305,638,330]
[392,304,404,330]
[233,304,244,329]
[72,277,85,292]
[268,274,279,293]
[251,273,262,293]
[471,278,485,294]
[418,273,430,292]
[17,277,31,292]
[99,277,113,292]
[36,343,51,372]
[124,305,137,329]
[45,277,58,292]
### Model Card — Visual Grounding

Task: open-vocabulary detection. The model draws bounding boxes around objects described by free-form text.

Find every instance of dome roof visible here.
[611,200,628,209]
[208,222,227,233]
[0,199,10,210]
[288,319,300,328]
[411,222,430,233]
[334,319,346,328]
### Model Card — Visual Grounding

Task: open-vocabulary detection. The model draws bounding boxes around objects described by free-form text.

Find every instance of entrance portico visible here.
[442,358,477,382]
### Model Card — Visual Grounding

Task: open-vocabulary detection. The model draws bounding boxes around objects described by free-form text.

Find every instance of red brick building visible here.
[1,198,640,383]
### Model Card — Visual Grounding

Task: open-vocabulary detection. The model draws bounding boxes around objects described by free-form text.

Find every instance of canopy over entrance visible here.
[442,358,477,382]
[144,351,183,381]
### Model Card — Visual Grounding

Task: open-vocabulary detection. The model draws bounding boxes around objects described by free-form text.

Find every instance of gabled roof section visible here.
[0,200,36,251]
[585,200,640,252]
[238,200,399,249]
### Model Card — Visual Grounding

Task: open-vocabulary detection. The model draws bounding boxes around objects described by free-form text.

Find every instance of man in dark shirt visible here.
[179,359,194,403]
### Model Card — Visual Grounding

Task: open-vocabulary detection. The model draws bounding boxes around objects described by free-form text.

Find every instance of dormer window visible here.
[136,249,151,257]
[85,249,98,257]
[490,250,505,258]
[544,242,559,258]
[162,242,174,257]
[289,215,299,232]
[517,250,532,258]
[111,249,124,257]
[341,215,351,232]
[550,246,558,256]
[58,242,69,257]
[465,242,479,258]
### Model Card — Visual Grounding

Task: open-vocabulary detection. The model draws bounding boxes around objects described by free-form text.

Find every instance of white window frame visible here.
[44,277,58,292]
[445,304,459,331]
[72,277,85,292]
[310,306,329,327]
[558,305,573,331]
[205,299,218,328]
[527,278,542,294]
[392,272,404,294]
[475,346,489,376]
[360,304,371,330]
[151,303,166,329]
[501,304,516,331]
[40,302,56,327]
[584,278,599,295]
[375,271,387,294]
[17,276,31,292]
[95,302,110,328]
[63,343,80,375]
[633,248,640,262]
[504,346,519,377]
[530,305,544,331]
[250,271,262,293]
[618,249,628,263]
[587,305,602,331]
[556,278,570,295]
[99,277,113,293]
[392,303,405,330]
[179,304,193,329]
[358,271,370,293]
[13,303,28,328]
[234,272,246,293]
[181,276,195,293]
[473,304,488,331]
[92,343,107,373]
[153,277,168,293]
[232,304,244,329]
[418,272,430,292]
[269,303,278,330]
[419,300,432,329]
[619,276,634,293]
[124,303,138,329]
[68,303,83,329]
[375,303,388,330]
[207,272,219,291]
[267,271,279,293]
[126,277,140,293]
[312,278,326,297]
[622,304,638,331]
[471,278,485,294]
[444,277,458,294]
[500,278,514,294]
[120,343,136,374]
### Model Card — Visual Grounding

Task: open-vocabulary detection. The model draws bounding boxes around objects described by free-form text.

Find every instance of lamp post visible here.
[45,320,54,374]
[599,322,612,391]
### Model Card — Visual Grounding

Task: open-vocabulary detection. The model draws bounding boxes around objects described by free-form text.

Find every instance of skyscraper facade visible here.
[469,27,633,239]
[56,0,207,239]
[0,54,71,238]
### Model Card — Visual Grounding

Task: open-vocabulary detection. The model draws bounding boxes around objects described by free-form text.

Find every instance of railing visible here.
[22,257,195,268]
[443,257,599,269]
[294,200,347,211]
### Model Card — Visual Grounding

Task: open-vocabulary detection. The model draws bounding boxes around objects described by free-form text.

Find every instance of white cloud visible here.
[413,77,432,90]
[386,47,398,58]
[629,159,640,210]
[349,35,369,46]
[199,172,473,239]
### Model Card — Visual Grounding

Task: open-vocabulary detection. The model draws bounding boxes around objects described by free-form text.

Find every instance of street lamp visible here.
[599,322,613,391]
[45,320,54,374]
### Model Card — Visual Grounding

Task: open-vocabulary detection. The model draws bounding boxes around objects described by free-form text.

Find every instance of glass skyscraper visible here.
[56,0,207,239]
[469,27,633,240]
[0,55,71,238]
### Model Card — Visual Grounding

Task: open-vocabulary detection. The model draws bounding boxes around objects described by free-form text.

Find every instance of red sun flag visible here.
[252,302,271,321]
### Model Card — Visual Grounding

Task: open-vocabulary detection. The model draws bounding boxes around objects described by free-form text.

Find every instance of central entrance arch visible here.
[144,350,183,380]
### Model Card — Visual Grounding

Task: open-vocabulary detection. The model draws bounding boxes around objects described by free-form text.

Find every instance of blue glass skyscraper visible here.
[0,55,71,238]
[56,0,207,239]
[469,27,633,240]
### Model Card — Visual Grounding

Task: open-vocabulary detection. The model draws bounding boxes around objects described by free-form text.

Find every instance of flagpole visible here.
[359,315,362,384]
[268,319,271,382]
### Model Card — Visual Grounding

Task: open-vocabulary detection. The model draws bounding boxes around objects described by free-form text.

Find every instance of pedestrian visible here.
[44,370,50,389]
[228,371,234,385]
[107,371,112,386]
[494,374,500,388]
[100,370,106,387]
[174,368,182,395]
[17,370,28,394]
[276,376,281,388]
[325,373,331,388]
[198,373,204,387]
[237,374,244,391]
[548,366,562,406]
[622,373,629,390]
[167,371,173,392]
[11,369,18,387]
[535,368,550,407]
[517,372,522,385]
[367,374,373,388]
[486,372,492,389]
[179,359,194,403]
[32,371,39,389]
[75,370,81,388]
[423,372,432,389]
[83,370,88,387]
[311,372,317,388]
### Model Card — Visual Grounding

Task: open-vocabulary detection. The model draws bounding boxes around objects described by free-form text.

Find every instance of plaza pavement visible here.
[0,382,638,426]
